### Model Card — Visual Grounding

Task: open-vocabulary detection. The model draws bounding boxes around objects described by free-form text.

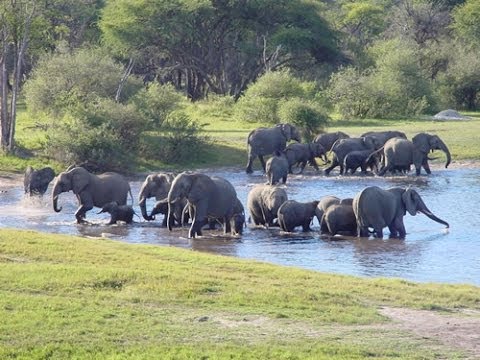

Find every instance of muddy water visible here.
[0,167,479,285]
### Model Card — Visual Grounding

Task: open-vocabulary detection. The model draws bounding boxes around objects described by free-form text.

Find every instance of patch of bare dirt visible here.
[380,307,480,359]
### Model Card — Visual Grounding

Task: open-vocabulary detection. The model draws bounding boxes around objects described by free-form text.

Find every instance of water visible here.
[1,167,479,286]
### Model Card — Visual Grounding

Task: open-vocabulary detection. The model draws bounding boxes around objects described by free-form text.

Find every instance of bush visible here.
[131,83,185,129]
[44,99,146,171]
[151,112,210,164]
[278,99,330,142]
[24,48,143,116]
[235,70,317,123]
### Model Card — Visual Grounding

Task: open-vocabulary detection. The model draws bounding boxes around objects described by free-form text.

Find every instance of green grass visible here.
[0,229,478,358]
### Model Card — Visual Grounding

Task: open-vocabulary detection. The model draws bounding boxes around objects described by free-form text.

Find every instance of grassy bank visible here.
[0,229,479,359]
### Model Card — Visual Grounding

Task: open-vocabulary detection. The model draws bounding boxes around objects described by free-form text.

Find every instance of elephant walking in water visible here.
[246,123,301,173]
[353,186,449,239]
[277,200,319,232]
[24,166,55,196]
[166,172,237,238]
[52,167,132,223]
[247,184,288,227]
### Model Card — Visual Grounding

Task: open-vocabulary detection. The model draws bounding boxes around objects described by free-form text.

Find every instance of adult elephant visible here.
[166,172,237,238]
[24,166,55,196]
[246,123,301,173]
[313,131,350,152]
[378,133,451,176]
[247,184,288,227]
[277,200,319,232]
[52,167,132,223]
[324,136,382,175]
[284,142,327,174]
[353,186,449,239]
[360,130,407,145]
[138,172,186,227]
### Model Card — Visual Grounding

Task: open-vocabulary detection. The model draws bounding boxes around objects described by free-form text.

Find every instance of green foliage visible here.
[145,112,210,164]
[435,46,480,110]
[328,39,436,118]
[44,99,146,171]
[24,48,143,116]
[131,83,185,129]
[452,0,480,47]
[278,99,330,142]
[235,70,317,123]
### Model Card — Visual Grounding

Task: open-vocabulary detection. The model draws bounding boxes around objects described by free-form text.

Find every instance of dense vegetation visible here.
[1,0,479,172]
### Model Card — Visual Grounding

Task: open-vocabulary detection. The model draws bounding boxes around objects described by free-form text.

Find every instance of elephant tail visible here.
[128,188,134,205]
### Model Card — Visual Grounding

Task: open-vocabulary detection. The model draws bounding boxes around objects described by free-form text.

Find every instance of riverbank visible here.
[0,229,479,359]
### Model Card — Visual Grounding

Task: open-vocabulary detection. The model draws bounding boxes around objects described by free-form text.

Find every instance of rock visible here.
[433,109,470,121]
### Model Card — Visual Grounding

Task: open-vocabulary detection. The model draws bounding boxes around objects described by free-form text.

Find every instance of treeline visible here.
[0,0,478,169]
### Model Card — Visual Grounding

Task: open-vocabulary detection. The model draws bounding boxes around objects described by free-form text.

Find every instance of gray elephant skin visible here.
[378,133,451,176]
[138,172,187,227]
[98,201,135,224]
[320,203,357,236]
[324,136,382,175]
[52,167,132,223]
[246,123,301,173]
[360,130,407,145]
[313,131,350,152]
[201,197,245,235]
[315,195,340,225]
[166,172,237,238]
[277,200,319,232]
[247,184,288,227]
[343,149,380,175]
[284,142,327,174]
[353,186,449,239]
[265,151,289,185]
[24,166,55,196]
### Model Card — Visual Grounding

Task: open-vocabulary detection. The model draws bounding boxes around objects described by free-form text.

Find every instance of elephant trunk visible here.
[52,184,62,212]
[439,140,451,169]
[419,209,449,228]
[139,197,154,221]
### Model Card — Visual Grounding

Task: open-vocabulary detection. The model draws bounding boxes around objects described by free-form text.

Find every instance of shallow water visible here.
[1,167,479,285]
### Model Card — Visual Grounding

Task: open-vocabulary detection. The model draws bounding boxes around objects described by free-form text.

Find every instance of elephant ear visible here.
[414,133,431,154]
[402,187,417,216]
[71,168,90,194]
[280,124,292,140]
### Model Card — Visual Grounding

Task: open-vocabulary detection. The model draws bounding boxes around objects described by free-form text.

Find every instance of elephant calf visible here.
[320,203,357,237]
[24,166,55,196]
[98,201,136,224]
[247,184,288,227]
[343,150,380,175]
[284,142,327,174]
[277,200,319,232]
[265,151,289,185]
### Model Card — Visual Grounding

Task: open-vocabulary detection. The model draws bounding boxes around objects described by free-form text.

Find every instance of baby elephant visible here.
[265,151,289,185]
[320,203,357,236]
[98,201,135,224]
[343,150,379,175]
[277,200,319,232]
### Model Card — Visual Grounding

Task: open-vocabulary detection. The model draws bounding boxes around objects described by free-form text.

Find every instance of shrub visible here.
[131,83,185,128]
[44,99,146,171]
[235,70,317,123]
[152,112,210,164]
[278,99,330,142]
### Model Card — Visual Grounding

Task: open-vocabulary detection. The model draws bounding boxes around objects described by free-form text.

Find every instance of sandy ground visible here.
[380,307,480,359]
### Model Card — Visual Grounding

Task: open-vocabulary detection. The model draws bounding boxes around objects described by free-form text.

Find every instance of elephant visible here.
[360,130,407,145]
[24,166,55,196]
[314,195,340,225]
[320,203,357,236]
[324,136,382,175]
[265,151,289,185]
[150,199,189,226]
[277,200,319,232]
[313,131,350,152]
[166,172,237,238]
[246,123,301,173]
[202,197,246,235]
[353,186,449,239]
[52,167,132,223]
[247,184,288,227]
[343,149,380,175]
[378,133,451,176]
[98,201,135,224]
[283,142,327,174]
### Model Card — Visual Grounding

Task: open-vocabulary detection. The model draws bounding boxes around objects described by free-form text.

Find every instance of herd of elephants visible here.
[23,123,452,240]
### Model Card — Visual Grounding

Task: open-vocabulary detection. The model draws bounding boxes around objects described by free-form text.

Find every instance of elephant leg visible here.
[358,225,369,238]
[161,215,168,227]
[224,217,232,234]
[75,204,93,224]
[298,161,307,173]
[422,161,431,175]
[259,155,266,172]
[392,217,406,239]
[246,153,255,174]
[302,221,311,232]
[373,226,383,239]
[189,203,208,238]
[282,175,287,184]
[324,158,338,175]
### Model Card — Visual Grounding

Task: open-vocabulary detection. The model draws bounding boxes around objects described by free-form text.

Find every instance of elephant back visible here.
[209,176,237,218]
[248,126,287,156]
[353,186,397,229]
[93,172,131,207]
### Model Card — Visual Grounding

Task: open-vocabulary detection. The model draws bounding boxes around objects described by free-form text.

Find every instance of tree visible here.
[0,0,42,152]
[100,0,339,101]
[452,0,480,48]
